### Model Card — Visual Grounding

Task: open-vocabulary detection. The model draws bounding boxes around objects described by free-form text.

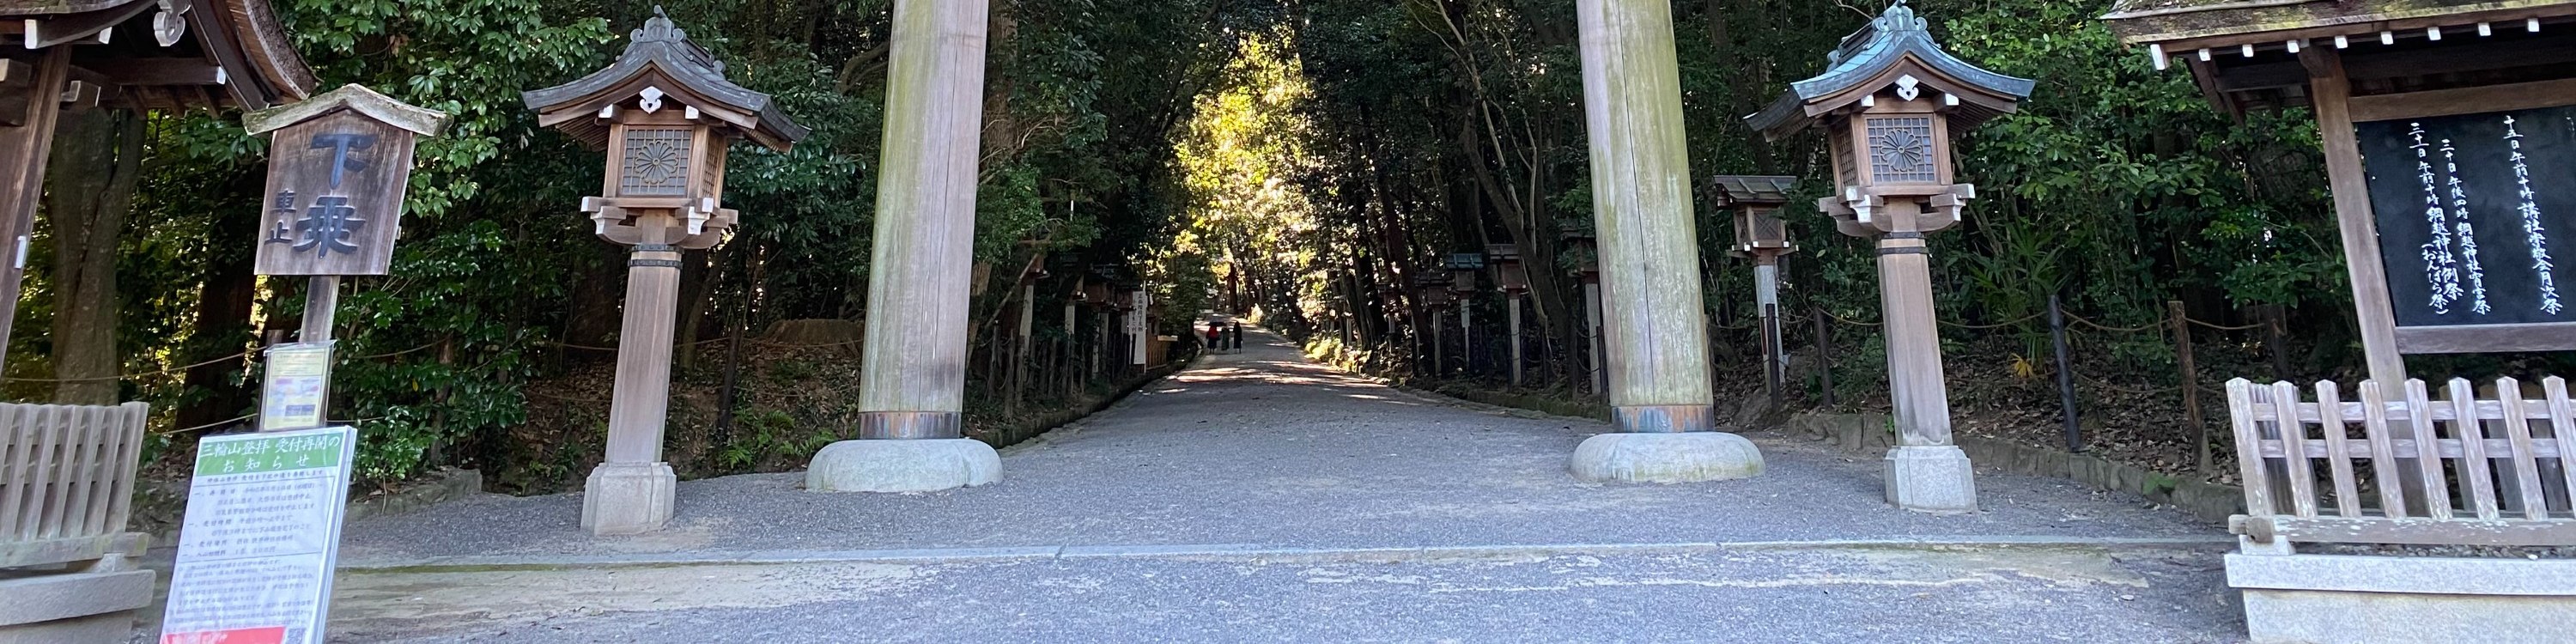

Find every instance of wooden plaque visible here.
[253,110,418,276]
[2355,103,2576,352]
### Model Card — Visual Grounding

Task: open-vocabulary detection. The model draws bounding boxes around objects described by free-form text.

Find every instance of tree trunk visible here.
[43,109,144,404]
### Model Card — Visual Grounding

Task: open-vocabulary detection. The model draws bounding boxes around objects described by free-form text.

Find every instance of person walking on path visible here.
[1206,323,1223,353]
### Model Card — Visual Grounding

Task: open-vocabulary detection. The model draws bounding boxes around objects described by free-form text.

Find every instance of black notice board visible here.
[2360,105,2576,329]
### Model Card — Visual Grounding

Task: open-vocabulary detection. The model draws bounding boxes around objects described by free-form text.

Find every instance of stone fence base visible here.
[2228,554,2576,643]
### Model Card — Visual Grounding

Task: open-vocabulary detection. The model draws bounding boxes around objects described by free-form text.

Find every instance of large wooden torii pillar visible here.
[806,0,1002,492]
[1564,0,1765,483]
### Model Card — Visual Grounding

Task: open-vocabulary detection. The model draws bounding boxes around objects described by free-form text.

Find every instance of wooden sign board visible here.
[2358,104,2576,353]
[254,109,418,276]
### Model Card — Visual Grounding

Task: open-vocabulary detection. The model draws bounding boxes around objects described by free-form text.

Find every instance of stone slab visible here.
[1568,432,1765,483]
[0,569,151,628]
[807,438,1001,493]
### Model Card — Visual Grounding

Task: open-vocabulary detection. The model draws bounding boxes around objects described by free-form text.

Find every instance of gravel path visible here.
[340,326,2217,565]
[327,546,2241,643]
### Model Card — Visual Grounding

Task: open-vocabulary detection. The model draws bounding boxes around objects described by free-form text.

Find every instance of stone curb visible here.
[336,535,2233,573]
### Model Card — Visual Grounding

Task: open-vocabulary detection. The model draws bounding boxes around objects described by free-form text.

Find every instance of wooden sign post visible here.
[1748,2,2032,513]
[242,83,450,427]
[523,10,806,534]
[1714,175,1801,410]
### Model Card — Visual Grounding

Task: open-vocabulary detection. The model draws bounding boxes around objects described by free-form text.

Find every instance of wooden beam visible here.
[2393,322,2576,354]
[2300,47,2407,387]
[0,47,70,373]
[2241,515,2576,547]
[74,58,221,86]
[2348,77,2576,122]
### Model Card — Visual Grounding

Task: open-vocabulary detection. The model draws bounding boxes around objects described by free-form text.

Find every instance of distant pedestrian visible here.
[1230,323,1243,349]
[1206,324,1223,352]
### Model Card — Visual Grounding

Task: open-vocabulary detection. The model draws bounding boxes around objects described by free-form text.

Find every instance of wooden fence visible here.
[2226,377,2576,549]
[0,402,151,568]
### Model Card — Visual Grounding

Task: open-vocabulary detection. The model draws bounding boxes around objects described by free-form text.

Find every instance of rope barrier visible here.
[1823,311,1882,327]
[155,413,255,435]
[1940,313,2046,330]
[2071,368,2178,397]
[8,339,450,385]
[2188,318,2265,331]
[2063,312,2162,333]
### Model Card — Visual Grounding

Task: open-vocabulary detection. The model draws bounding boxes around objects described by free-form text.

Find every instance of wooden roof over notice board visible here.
[2101,0,2576,114]
[0,0,315,111]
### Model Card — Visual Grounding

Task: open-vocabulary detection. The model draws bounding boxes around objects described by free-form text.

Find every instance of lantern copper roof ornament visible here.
[522,7,809,150]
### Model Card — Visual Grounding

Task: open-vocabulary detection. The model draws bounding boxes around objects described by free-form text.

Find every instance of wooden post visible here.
[1009,282,1032,416]
[1584,280,1607,398]
[1874,214,1954,448]
[1755,258,1784,408]
[1458,301,1473,375]
[2300,47,2408,389]
[1509,293,1524,386]
[1814,306,1835,408]
[852,0,990,441]
[2049,293,2081,453]
[1431,307,1446,375]
[300,276,340,343]
[1576,0,1716,433]
[605,243,682,465]
[0,48,72,371]
[2172,300,2208,475]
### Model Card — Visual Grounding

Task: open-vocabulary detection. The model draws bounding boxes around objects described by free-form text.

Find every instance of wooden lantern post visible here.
[1446,252,1482,374]
[1714,176,1801,409]
[1560,225,1607,397]
[1490,243,1529,386]
[1749,1,2032,512]
[524,10,807,533]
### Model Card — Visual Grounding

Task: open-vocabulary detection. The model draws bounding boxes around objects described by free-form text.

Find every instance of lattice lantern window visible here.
[1829,76,1955,195]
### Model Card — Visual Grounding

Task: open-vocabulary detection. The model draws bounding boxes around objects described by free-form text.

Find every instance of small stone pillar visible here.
[1565,0,1764,483]
[522,9,808,532]
[1746,1,2032,513]
[811,0,1002,493]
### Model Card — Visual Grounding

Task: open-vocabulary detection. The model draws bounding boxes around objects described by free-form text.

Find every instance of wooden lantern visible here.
[523,9,807,249]
[1746,1,2030,237]
[1487,243,1528,294]
[1714,175,1799,259]
[1445,252,1485,293]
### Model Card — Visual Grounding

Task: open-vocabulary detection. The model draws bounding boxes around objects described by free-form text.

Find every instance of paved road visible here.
[330,546,2239,643]
[308,325,2245,641]
[341,327,2213,565]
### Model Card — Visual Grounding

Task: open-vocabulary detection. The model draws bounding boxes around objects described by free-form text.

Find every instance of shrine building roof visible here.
[0,0,316,110]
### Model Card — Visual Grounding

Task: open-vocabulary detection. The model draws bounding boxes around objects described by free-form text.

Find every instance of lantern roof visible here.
[521,8,808,151]
[1746,1,2033,140]
[1707,175,1799,208]
[243,83,450,137]
[0,0,316,110]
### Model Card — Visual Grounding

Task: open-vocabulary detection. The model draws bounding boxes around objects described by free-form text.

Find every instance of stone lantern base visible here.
[1570,432,1765,483]
[807,438,1001,493]
[1884,445,1978,513]
[580,461,676,535]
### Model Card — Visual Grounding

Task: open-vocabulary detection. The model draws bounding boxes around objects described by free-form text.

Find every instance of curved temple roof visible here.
[0,0,316,110]
[1746,1,2035,139]
[522,8,807,151]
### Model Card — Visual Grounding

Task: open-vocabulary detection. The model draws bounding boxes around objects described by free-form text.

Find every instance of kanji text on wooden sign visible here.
[254,110,416,275]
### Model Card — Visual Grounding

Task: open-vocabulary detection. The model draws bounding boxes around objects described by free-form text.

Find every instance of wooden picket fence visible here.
[2225,377,2576,549]
[0,402,151,568]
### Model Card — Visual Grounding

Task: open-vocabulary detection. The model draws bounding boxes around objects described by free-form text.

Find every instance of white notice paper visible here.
[161,426,359,644]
